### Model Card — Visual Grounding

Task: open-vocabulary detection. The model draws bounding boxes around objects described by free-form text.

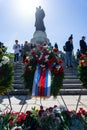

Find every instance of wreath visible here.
[78,53,87,89]
[22,44,64,97]
[0,47,13,95]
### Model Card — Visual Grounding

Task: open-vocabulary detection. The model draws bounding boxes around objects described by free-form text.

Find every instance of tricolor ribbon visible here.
[32,65,51,97]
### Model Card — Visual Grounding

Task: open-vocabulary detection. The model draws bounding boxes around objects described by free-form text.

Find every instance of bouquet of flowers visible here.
[23,44,64,97]
[0,47,13,95]
[0,106,87,130]
[78,53,87,89]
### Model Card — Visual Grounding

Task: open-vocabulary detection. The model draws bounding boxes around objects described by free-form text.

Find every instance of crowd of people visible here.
[13,40,57,63]
[13,40,38,63]
[12,35,87,68]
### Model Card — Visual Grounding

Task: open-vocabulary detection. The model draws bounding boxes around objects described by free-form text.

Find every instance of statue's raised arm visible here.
[35,6,46,32]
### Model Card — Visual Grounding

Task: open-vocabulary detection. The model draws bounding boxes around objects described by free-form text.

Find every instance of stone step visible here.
[63,84,83,89]
[63,79,81,84]
[14,73,23,77]
[13,80,24,84]
[12,84,25,89]
[64,75,78,79]
[14,75,23,78]
[64,73,77,76]
[9,89,29,95]
[12,83,82,89]
[14,70,24,73]
[59,89,87,95]
[9,88,87,95]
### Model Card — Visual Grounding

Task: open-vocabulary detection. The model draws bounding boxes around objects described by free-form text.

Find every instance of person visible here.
[22,41,30,62]
[65,34,74,68]
[80,36,87,54]
[35,6,45,32]
[76,49,81,63]
[54,42,58,49]
[13,40,20,62]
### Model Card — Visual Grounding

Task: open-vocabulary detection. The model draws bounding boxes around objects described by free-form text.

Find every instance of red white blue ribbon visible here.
[32,65,51,97]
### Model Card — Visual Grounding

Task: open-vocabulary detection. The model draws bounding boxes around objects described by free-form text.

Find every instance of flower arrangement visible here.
[23,44,64,97]
[0,47,13,95]
[78,53,87,89]
[0,106,87,130]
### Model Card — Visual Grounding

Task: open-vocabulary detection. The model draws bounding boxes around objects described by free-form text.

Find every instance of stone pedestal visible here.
[30,31,49,45]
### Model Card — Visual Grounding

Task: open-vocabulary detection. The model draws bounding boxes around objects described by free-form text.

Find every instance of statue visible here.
[35,6,46,32]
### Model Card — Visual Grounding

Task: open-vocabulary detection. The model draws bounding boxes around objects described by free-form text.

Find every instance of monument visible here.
[30,6,49,44]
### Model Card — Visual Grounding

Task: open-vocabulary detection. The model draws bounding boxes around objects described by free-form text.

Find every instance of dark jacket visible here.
[65,41,73,51]
[80,40,87,53]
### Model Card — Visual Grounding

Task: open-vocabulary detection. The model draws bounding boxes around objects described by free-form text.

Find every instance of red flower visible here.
[31,50,36,55]
[59,67,64,72]
[79,107,87,114]
[15,128,21,130]
[17,113,26,123]
[48,107,53,111]
[80,54,87,60]
[40,105,43,110]
[54,69,59,74]
[38,109,44,117]
[54,105,57,108]
[44,50,49,55]
[50,57,56,63]
[9,120,14,125]
[24,58,29,64]
[39,45,44,50]
[79,60,84,66]
[77,111,82,116]
[58,59,63,64]
[26,67,31,72]
[26,110,32,116]
[53,48,58,53]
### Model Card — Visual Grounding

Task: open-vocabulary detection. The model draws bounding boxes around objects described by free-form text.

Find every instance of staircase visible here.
[9,62,28,95]
[9,60,87,95]
[59,65,87,95]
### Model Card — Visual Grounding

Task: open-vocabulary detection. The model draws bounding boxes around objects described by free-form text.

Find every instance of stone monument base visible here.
[30,31,49,45]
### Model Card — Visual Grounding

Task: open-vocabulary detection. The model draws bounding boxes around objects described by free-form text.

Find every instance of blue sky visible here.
[0,0,87,53]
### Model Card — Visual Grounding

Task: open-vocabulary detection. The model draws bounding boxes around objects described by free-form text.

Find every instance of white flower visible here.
[53,105,67,113]
[45,58,48,62]
[59,105,67,111]
[56,65,61,70]
[2,56,10,64]
[28,66,32,69]
[59,54,61,57]
[45,55,49,59]
[26,56,29,59]
[11,126,23,130]
[1,60,7,65]
[49,50,51,53]
[44,45,48,48]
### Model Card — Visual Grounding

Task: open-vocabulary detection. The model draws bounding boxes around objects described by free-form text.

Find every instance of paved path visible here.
[0,95,87,114]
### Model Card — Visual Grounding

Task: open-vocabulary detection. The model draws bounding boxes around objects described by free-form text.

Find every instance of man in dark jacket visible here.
[65,34,74,68]
[80,36,87,54]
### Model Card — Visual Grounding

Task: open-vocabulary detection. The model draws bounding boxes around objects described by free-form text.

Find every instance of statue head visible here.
[39,6,41,9]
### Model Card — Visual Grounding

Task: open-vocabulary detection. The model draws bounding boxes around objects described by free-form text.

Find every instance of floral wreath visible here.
[23,44,64,97]
[78,53,87,89]
[0,47,13,95]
